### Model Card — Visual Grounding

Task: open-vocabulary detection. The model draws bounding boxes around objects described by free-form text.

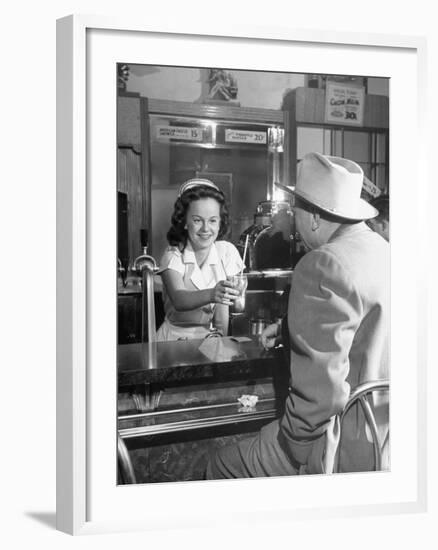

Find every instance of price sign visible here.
[156,125,203,141]
[225,129,267,144]
[324,82,365,126]
[363,175,381,199]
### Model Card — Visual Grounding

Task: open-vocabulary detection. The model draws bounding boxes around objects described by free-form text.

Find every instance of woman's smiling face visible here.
[185,198,221,251]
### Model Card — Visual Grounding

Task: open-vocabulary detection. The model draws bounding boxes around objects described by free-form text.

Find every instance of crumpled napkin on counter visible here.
[237,394,259,412]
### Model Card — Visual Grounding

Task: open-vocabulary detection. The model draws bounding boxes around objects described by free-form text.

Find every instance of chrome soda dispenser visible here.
[237,126,305,270]
[237,201,293,270]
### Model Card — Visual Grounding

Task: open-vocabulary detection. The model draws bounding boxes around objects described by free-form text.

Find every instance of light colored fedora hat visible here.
[278,152,378,221]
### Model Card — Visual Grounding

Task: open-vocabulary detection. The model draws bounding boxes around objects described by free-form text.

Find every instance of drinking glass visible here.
[228,274,248,315]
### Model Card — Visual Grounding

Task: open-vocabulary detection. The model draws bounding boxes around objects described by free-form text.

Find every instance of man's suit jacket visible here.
[279,222,390,473]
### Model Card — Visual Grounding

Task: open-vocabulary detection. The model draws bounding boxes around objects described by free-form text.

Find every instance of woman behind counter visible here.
[156,179,244,341]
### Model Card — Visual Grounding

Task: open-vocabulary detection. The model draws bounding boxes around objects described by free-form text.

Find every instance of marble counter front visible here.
[117,336,289,484]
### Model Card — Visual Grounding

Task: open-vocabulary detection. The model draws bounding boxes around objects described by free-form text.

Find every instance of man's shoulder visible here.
[313,226,389,284]
[297,245,345,275]
[325,225,388,261]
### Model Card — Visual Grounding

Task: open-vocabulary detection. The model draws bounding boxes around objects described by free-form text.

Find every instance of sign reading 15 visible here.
[156,125,203,141]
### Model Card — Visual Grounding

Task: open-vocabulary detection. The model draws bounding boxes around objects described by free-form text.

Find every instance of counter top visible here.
[118,336,285,386]
[117,269,293,296]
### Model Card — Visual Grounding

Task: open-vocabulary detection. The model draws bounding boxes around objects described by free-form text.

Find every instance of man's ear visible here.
[311,212,320,231]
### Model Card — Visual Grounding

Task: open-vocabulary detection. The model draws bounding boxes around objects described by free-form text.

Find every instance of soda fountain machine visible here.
[237,126,305,272]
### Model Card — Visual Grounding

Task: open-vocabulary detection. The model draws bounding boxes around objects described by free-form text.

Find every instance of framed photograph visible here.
[57,15,427,535]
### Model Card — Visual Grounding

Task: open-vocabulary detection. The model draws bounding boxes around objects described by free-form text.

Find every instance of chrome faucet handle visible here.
[133,253,158,274]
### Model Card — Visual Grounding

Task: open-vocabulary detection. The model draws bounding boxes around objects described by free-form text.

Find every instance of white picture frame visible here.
[56,15,428,535]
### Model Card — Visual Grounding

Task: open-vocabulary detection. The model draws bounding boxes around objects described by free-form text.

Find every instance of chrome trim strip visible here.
[119,397,276,421]
[119,408,277,439]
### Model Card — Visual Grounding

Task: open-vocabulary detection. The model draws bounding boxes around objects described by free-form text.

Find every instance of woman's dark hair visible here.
[167,185,230,248]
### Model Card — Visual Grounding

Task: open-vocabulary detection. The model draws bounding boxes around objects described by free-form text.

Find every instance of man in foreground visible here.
[207,152,390,478]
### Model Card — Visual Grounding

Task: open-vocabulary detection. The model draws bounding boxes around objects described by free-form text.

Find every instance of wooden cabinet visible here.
[117,94,145,264]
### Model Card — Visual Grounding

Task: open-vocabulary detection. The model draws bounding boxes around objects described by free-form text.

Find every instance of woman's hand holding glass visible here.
[211,279,239,306]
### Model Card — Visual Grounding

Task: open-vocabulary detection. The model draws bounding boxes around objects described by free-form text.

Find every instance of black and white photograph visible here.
[2,0,433,544]
[116,64,390,485]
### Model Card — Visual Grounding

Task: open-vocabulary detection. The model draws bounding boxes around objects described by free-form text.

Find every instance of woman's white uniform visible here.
[156,240,244,341]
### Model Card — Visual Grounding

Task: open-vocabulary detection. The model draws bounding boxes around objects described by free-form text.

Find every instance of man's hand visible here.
[260,322,281,350]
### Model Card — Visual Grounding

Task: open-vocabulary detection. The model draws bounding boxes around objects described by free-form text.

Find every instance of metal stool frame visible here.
[336,379,390,472]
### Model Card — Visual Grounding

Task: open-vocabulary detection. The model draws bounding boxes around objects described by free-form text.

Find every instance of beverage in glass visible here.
[228,274,248,315]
